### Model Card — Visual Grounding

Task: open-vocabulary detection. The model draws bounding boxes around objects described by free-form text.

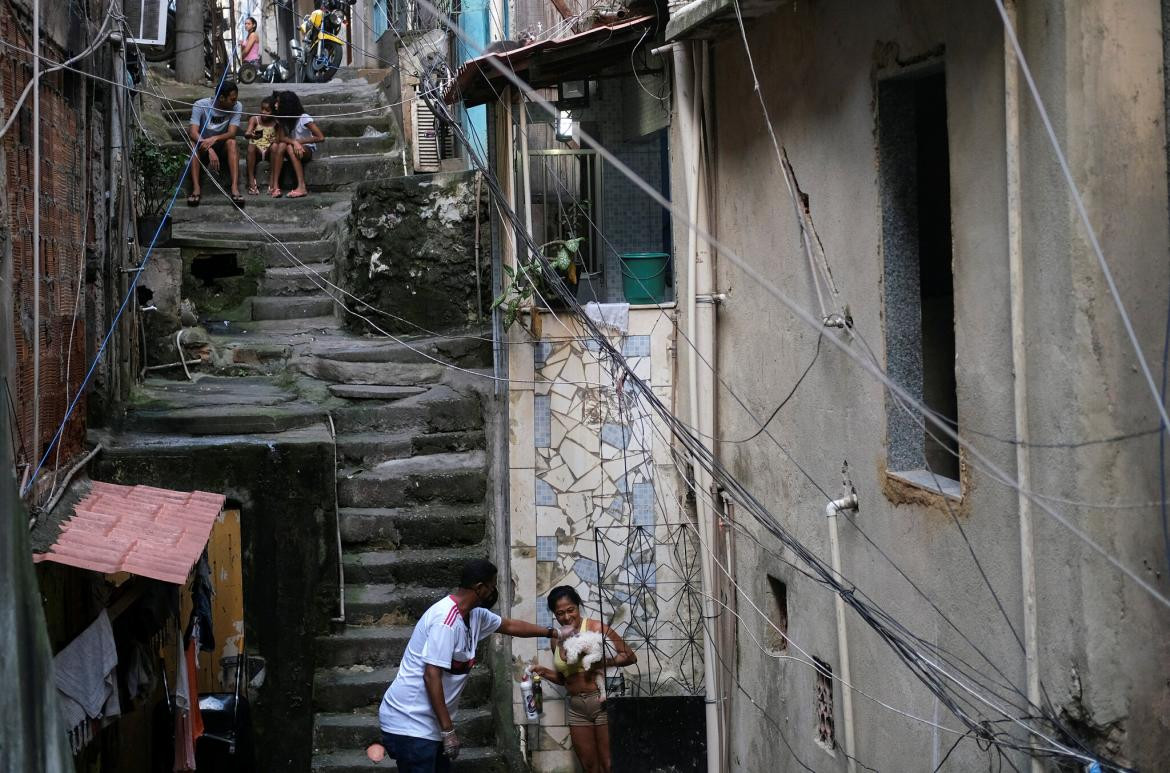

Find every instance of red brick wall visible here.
[2,14,88,478]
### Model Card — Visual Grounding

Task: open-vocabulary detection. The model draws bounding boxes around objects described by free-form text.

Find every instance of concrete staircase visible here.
[148,76,507,771]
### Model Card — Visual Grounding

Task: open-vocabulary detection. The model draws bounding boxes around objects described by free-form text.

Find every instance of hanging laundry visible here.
[172,617,204,772]
[53,609,121,753]
[190,551,215,653]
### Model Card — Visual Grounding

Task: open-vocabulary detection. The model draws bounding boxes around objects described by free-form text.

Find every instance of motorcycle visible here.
[292,0,356,83]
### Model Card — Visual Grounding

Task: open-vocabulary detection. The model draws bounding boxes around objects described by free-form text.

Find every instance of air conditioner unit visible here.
[123,0,169,47]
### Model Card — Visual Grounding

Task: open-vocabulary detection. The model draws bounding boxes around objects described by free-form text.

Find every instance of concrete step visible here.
[337,451,487,509]
[259,262,334,296]
[331,385,484,434]
[169,191,351,224]
[163,80,381,108]
[252,294,335,321]
[313,707,494,751]
[313,663,491,713]
[163,133,398,159]
[315,625,413,668]
[342,544,487,586]
[254,239,337,267]
[171,220,330,247]
[327,384,427,401]
[311,746,504,772]
[337,430,485,467]
[295,357,445,388]
[169,113,396,142]
[345,585,450,625]
[164,100,389,122]
[339,503,487,549]
[308,333,492,368]
[121,401,326,435]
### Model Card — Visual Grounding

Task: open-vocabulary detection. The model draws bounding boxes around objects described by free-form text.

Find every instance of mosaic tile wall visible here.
[506,310,693,771]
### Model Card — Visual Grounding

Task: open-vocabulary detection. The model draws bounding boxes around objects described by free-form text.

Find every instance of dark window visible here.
[765,575,788,653]
[878,68,960,485]
[813,656,836,750]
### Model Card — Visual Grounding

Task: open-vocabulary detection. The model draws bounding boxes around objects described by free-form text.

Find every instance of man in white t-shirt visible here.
[374,559,555,772]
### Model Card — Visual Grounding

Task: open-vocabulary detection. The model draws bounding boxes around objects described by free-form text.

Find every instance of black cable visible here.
[727,332,822,444]
[1160,276,1170,574]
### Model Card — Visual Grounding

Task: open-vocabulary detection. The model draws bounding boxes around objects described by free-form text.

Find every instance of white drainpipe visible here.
[1003,3,1042,770]
[674,40,724,773]
[826,494,859,773]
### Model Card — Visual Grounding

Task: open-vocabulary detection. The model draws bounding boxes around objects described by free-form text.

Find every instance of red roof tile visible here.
[34,483,225,585]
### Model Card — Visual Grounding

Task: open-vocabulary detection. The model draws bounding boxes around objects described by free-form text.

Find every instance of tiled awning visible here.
[33,482,225,584]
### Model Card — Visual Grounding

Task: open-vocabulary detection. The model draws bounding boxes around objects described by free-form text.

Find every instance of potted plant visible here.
[131,130,187,246]
[492,237,584,332]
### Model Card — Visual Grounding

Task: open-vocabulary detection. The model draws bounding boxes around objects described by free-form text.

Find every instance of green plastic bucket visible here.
[620,252,670,304]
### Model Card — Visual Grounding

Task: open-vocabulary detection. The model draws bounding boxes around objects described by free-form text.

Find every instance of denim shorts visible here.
[380,732,451,773]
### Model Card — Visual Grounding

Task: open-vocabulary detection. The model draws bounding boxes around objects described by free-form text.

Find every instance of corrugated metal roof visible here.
[447,15,656,107]
[33,482,225,585]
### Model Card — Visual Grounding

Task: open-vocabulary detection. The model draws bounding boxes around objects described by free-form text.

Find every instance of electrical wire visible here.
[20,37,237,498]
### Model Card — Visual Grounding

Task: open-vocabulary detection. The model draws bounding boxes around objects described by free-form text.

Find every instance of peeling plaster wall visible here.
[670,1,1170,770]
[341,170,490,333]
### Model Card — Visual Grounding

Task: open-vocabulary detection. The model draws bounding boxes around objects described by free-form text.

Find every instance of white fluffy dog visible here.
[559,626,605,671]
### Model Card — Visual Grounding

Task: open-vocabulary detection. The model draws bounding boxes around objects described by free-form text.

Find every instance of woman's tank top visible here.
[553,618,591,677]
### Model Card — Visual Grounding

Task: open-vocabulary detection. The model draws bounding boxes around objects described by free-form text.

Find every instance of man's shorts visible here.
[567,690,608,726]
[197,139,231,165]
[380,731,451,773]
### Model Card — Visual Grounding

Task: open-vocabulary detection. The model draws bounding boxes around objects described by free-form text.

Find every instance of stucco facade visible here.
[667,1,1170,770]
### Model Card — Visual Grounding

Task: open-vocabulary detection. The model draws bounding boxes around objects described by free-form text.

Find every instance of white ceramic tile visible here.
[559,438,593,480]
[567,464,603,493]
[543,463,575,493]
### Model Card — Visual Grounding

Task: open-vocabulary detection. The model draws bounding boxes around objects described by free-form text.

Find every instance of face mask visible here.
[479,585,499,610]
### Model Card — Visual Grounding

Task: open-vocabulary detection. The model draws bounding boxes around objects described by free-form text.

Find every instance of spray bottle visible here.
[520,668,539,721]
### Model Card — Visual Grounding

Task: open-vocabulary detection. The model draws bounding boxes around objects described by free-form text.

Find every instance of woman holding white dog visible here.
[530,586,636,773]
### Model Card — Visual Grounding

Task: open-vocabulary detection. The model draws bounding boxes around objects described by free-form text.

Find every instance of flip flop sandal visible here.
[247,185,260,195]
[186,194,201,207]
[231,195,246,208]
[270,190,283,198]
[287,190,308,199]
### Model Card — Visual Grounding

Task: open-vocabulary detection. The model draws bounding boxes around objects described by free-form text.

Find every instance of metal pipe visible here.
[31,0,41,479]
[1003,3,1042,770]
[826,494,859,773]
[675,39,723,773]
[327,414,346,624]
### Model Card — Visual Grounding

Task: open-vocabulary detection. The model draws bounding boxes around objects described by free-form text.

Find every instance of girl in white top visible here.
[270,91,325,199]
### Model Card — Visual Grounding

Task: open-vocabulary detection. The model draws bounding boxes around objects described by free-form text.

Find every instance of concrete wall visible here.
[93,429,338,772]
[669,1,1170,770]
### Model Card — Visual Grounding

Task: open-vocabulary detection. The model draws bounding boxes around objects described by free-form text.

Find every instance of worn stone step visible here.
[294,357,445,388]
[308,333,492,367]
[316,625,412,668]
[252,294,335,321]
[339,503,487,549]
[328,384,426,401]
[169,191,351,224]
[121,402,325,435]
[344,585,449,625]
[311,746,503,772]
[164,99,388,121]
[171,221,329,247]
[163,133,398,160]
[254,239,337,267]
[260,263,334,296]
[342,544,487,586]
[169,113,395,143]
[164,80,380,108]
[313,663,491,713]
[331,385,483,434]
[337,430,485,467]
[337,451,487,509]
[313,707,494,752]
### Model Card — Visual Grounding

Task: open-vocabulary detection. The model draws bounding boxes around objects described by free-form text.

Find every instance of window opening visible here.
[878,67,960,487]
[765,575,788,653]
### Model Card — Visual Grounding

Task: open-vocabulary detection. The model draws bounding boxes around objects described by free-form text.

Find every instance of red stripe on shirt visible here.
[443,600,460,626]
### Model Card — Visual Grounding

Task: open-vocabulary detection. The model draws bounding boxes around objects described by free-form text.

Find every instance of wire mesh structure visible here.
[593,521,706,697]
